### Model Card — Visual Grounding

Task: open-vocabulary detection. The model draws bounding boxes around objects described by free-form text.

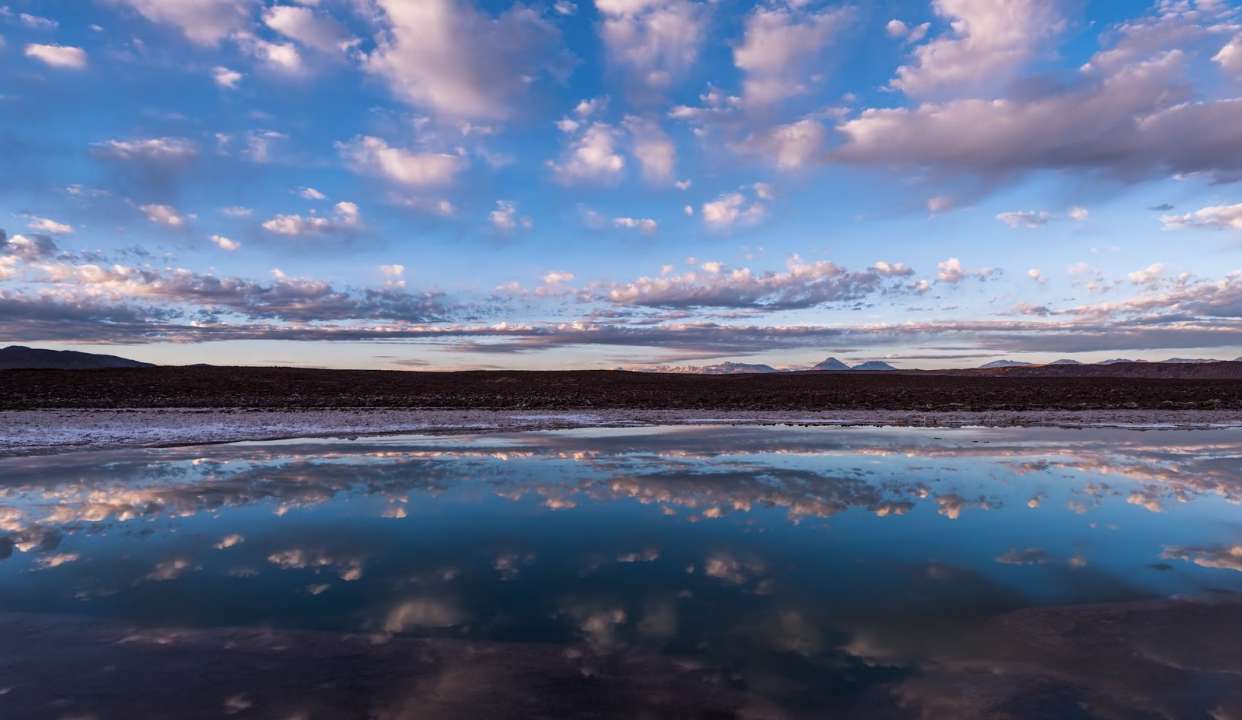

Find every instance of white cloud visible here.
[299,187,326,200]
[93,137,197,162]
[1069,206,1089,222]
[623,116,676,183]
[555,1,577,15]
[613,216,658,233]
[886,19,909,38]
[596,0,707,91]
[997,210,1050,228]
[734,2,851,105]
[1217,34,1242,78]
[337,136,463,186]
[18,13,57,30]
[140,204,187,228]
[220,206,252,218]
[112,0,258,46]
[380,263,405,276]
[891,0,1066,98]
[1028,267,1046,284]
[212,66,243,89]
[263,5,357,54]
[549,123,625,184]
[702,187,767,230]
[927,195,955,214]
[1161,202,1242,232]
[236,33,303,73]
[886,19,929,43]
[740,117,826,169]
[262,201,360,236]
[1128,262,1165,287]
[364,0,563,119]
[489,200,532,232]
[936,257,997,283]
[210,234,240,251]
[24,43,87,69]
[26,216,73,235]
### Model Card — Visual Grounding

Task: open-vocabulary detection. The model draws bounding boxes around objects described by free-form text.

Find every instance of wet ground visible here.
[2,425,1242,718]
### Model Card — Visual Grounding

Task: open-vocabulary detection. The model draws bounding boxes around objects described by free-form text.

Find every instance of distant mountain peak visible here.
[1049,359,1082,365]
[851,361,897,372]
[980,360,1033,369]
[812,357,850,371]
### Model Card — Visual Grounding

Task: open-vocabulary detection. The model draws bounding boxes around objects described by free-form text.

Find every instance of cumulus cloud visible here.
[111,0,258,46]
[596,0,707,92]
[1218,34,1242,78]
[140,204,187,228]
[337,135,462,187]
[997,210,1050,228]
[364,0,564,119]
[262,201,360,236]
[738,117,827,169]
[489,200,532,232]
[701,184,769,230]
[890,0,1066,98]
[210,234,240,251]
[600,255,911,310]
[836,45,1242,185]
[613,216,658,233]
[26,216,73,235]
[1128,262,1165,287]
[623,116,676,183]
[936,257,997,284]
[1161,202,1242,232]
[734,2,852,105]
[24,43,87,69]
[549,123,625,184]
[263,4,356,55]
[235,33,303,73]
[92,137,197,162]
[211,66,243,89]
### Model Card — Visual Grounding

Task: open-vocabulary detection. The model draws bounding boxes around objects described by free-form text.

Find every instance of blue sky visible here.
[2,0,1242,369]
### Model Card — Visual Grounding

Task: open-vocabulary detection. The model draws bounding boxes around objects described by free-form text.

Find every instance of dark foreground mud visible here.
[4,366,1242,410]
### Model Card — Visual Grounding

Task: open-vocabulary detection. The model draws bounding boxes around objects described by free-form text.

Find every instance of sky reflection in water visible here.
[2,425,1242,718]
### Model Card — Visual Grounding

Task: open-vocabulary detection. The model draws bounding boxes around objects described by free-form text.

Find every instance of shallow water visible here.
[2,425,1242,718]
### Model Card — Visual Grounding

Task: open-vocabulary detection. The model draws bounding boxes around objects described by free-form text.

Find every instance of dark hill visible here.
[0,345,154,370]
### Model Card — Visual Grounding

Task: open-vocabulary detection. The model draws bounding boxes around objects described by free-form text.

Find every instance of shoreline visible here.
[4,407,1242,457]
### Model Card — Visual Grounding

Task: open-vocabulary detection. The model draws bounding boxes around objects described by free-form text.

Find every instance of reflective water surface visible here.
[2,425,1242,718]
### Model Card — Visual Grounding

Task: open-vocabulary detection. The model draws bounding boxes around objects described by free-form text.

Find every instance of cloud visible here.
[1162,544,1242,573]
[1028,267,1046,284]
[337,135,462,187]
[1128,262,1164,287]
[600,255,911,310]
[1161,202,1242,232]
[890,0,1066,99]
[1069,206,1089,221]
[25,216,73,235]
[262,201,359,236]
[886,18,929,43]
[936,257,997,284]
[1,231,58,260]
[549,123,625,184]
[263,5,356,55]
[997,210,1050,228]
[210,234,240,251]
[211,66,243,89]
[24,43,87,69]
[112,0,258,46]
[701,184,769,230]
[1217,34,1242,79]
[613,217,658,233]
[235,33,303,73]
[740,117,828,169]
[92,137,197,162]
[140,203,187,228]
[299,187,326,201]
[835,47,1242,185]
[17,12,58,30]
[596,0,707,92]
[623,116,676,183]
[734,2,852,105]
[489,200,532,232]
[363,0,564,119]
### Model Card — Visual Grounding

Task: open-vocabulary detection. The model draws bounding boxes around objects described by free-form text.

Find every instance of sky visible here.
[2,0,1242,370]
